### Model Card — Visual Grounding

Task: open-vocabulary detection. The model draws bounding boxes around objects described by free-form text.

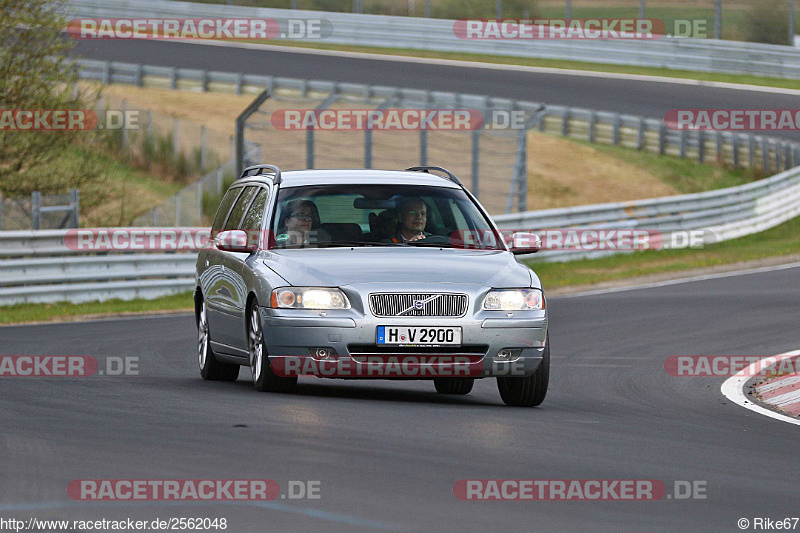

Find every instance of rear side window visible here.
[223,186,259,231]
[240,188,269,230]
[212,187,242,232]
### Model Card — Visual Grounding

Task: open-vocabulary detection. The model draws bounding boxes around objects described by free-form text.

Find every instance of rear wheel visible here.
[248,301,297,393]
[497,333,549,407]
[198,300,240,381]
[434,378,474,395]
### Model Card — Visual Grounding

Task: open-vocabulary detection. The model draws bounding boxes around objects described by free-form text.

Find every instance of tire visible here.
[434,378,474,395]
[198,300,240,382]
[248,301,297,393]
[497,333,549,407]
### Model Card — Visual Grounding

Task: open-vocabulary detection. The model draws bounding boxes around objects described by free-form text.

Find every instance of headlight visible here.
[483,289,544,310]
[270,287,350,309]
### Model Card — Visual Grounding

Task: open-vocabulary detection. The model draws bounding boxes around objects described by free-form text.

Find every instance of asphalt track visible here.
[2,267,799,532]
[70,39,800,142]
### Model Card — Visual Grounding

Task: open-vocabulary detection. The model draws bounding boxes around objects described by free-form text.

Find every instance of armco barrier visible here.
[2,163,799,304]
[65,0,800,79]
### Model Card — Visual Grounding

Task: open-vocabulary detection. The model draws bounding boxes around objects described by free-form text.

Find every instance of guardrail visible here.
[494,164,800,262]
[0,230,199,304]
[65,0,800,79]
[2,160,799,304]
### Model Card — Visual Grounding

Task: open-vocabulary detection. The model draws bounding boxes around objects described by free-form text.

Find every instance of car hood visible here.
[263,247,534,288]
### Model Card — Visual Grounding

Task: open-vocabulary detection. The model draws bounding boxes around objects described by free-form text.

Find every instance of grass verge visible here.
[0,292,194,326]
[528,214,800,288]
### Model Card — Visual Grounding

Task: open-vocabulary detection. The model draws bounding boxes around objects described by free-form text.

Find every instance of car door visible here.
[202,186,242,343]
[208,185,259,349]
[224,186,270,351]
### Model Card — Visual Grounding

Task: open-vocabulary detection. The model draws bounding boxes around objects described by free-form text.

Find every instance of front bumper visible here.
[258,307,547,378]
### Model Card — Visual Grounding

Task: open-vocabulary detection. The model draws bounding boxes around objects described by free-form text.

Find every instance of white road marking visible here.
[720,350,800,426]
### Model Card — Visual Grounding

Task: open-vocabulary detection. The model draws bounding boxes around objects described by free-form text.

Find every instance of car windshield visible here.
[269,183,504,250]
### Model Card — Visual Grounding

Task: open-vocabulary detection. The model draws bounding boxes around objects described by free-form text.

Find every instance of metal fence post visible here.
[201,126,207,171]
[762,139,770,173]
[637,117,645,150]
[170,67,177,89]
[658,123,666,155]
[103,61,111,84]
[235,73,243,95]
[679,130,687,158]
[31,191,41,230]
[419,128,428,166]
[471,130,480,199]
[306,127,315,169]
[561,108,570,136]
[70,189,80,228]
[122,100,128,147]
[135,64,143,87]
[364,129,373,169]
[173,117,179,159]
[516,129,528,212]
[748,135,756,168]
[197,182,203,223]
[588,111,596,143]
[697,130,705,163]
[202,70,209,92]
[732,135,740,167]
[612,113,621,145]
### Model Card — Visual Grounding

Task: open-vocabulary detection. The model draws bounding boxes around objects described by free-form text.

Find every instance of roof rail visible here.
[239,164,282,184]
[405,166,463,187]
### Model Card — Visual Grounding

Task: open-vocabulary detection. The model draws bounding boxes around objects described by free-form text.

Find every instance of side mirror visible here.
[506,232,541,255]
[215,230,257,253]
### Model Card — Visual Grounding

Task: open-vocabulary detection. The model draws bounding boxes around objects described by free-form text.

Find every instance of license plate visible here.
[377,326,462,346]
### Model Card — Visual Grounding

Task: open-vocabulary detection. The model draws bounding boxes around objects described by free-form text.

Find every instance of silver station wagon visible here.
[195,165,549,406]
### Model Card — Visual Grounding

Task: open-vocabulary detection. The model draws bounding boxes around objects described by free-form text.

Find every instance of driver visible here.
[391,197,431,243]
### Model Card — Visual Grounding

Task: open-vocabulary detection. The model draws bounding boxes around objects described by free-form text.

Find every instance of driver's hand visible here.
[408,233,426,242]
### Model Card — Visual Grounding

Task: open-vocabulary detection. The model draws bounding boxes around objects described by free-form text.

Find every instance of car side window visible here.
[211,187,242,232]
[240,188,268,230]
[223,186,259,231]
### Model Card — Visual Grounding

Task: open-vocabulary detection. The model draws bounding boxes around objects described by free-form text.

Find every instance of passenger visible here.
[391,197,430,243]
[276,199,320,245]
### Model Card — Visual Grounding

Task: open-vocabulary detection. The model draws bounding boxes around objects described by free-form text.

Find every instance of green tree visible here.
[0,0,104,197]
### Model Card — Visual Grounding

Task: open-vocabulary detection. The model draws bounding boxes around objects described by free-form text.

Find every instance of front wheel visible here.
[198,300,240,381]
[248,301,297,393]
[497,333,549,407]
[434,378,474,395]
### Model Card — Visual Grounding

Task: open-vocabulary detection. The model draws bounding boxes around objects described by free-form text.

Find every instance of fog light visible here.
[497,349,521,360]
[311,348,334,358]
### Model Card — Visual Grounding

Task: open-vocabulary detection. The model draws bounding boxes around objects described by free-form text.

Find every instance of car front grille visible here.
[369,293,468,317]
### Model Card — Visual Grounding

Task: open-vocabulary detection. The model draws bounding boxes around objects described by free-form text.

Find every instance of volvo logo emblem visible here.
[413,300,425,309]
